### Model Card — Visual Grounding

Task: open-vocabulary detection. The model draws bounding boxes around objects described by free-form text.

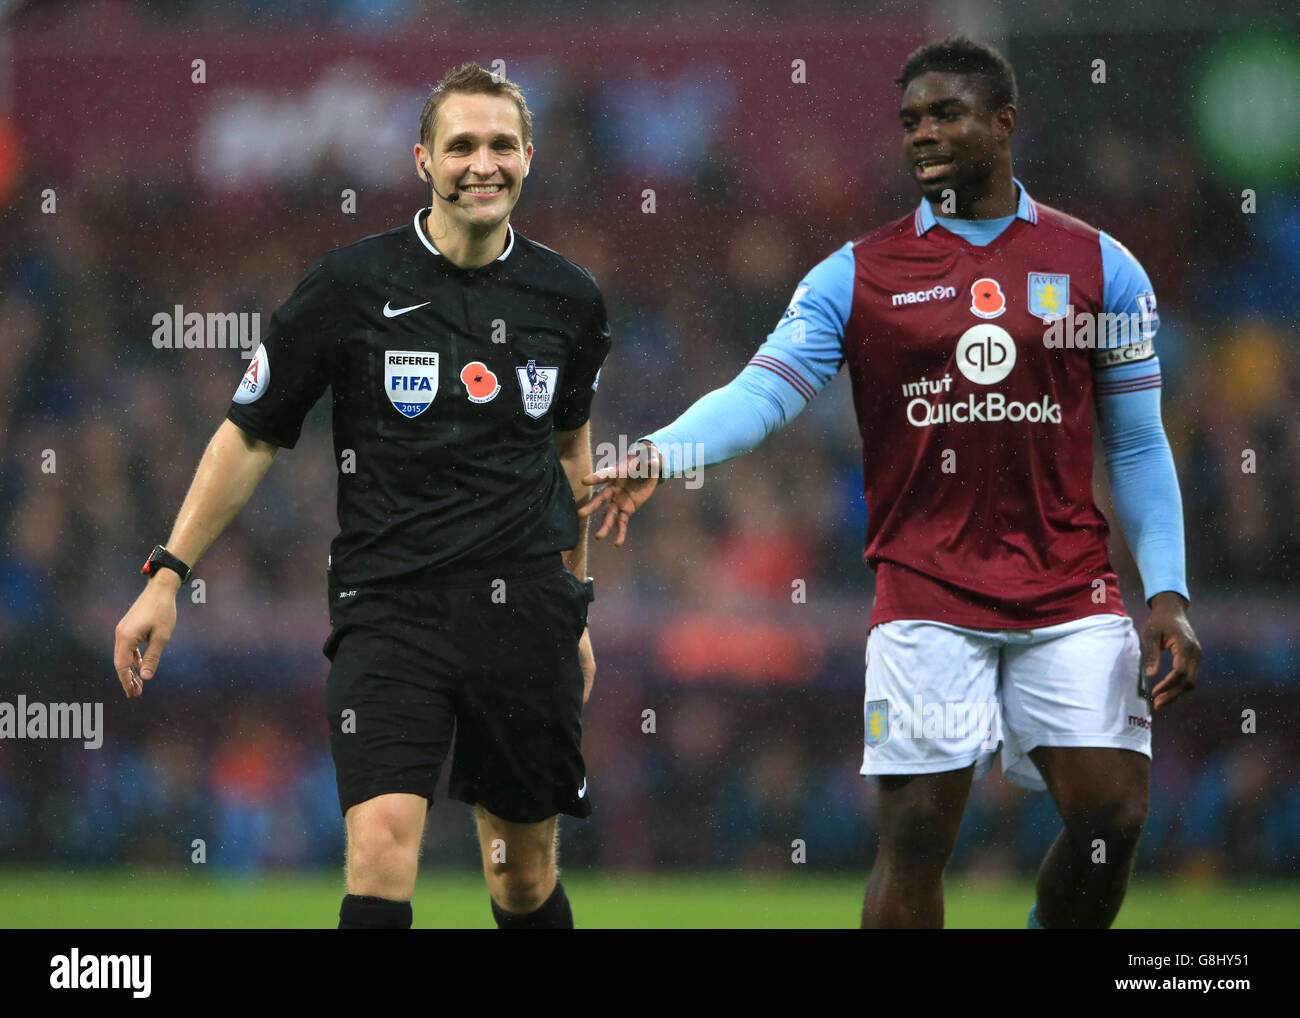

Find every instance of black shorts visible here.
[322,554,592,824]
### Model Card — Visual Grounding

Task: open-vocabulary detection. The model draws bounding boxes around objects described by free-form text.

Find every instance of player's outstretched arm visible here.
[112,419,278,699]
[579,440,664,547]
[582,244,851,547]
[580,357,803,547]
[579,348,827,547]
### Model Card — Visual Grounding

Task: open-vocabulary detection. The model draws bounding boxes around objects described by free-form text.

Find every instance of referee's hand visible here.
[580,442,662,547]
[113,573,180,699]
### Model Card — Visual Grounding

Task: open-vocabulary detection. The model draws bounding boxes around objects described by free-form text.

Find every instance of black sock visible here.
[491,878,574,929]
[339,893,413,929]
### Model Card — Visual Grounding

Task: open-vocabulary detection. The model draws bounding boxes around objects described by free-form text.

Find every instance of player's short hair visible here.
[895,36,1018,113]
[419,63,534,150]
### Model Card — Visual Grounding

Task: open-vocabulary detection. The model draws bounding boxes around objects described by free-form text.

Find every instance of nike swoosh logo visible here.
[577,779,587,799]
[383,301,432,318]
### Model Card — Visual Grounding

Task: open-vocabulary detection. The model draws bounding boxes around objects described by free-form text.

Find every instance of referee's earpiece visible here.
[421,159,460,203]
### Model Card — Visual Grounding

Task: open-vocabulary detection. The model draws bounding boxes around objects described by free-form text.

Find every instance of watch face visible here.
[142,546,188,582]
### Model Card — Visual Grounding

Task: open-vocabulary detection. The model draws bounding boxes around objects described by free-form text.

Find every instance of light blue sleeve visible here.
[1094,232,1189,603]
[1100,231,1159,328]
[640,243,853,475]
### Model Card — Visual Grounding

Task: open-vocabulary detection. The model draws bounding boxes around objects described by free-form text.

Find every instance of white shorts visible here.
[860,614,1150,791]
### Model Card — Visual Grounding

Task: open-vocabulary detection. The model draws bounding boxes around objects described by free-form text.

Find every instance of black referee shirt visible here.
[227,208,612,586]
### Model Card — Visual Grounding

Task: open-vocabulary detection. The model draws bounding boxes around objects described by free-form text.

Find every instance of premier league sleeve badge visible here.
[516,359,559,419]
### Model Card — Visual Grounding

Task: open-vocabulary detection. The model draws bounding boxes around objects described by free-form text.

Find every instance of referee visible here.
[112,63,611,930]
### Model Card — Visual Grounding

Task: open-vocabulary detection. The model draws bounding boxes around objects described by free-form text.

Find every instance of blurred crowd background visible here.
[1,0,1297,883]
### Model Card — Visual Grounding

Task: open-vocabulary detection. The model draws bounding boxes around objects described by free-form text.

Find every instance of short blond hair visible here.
[419,63,533,149]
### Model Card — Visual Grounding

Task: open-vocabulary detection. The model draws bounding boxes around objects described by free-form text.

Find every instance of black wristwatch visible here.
[141,544,192,584]
[583,577,595,603]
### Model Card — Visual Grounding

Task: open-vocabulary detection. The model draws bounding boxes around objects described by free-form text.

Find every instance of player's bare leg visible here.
[1029,746,1149,929]
[474,806,573,928]
[862,765,974,929]
[344,792,427,900]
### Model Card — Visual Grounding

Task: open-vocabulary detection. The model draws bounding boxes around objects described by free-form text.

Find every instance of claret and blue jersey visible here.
[643,180,1187,629]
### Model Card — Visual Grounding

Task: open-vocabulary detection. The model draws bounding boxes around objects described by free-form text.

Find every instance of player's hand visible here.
[1141,591,1202,712]
[113,573,180,699]
[579,627,595,705]
[579,441,663,547]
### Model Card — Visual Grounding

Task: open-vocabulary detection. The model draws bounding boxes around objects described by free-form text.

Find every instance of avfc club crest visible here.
[865,700,890,747]
[516,359,559,419]
[384,350,439,418]
[865,699,890,748]
[1028,273,1070,322]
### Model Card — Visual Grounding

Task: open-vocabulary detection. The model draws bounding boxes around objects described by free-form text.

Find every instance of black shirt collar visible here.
[412,208,515,267]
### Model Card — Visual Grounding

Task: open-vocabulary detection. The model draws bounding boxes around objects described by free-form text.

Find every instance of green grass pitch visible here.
[2,870,1297,928]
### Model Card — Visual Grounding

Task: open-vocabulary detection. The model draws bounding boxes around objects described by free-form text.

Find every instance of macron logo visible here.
[383,301,431,318]
[891,285,956,306]
[50,950,151,998]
